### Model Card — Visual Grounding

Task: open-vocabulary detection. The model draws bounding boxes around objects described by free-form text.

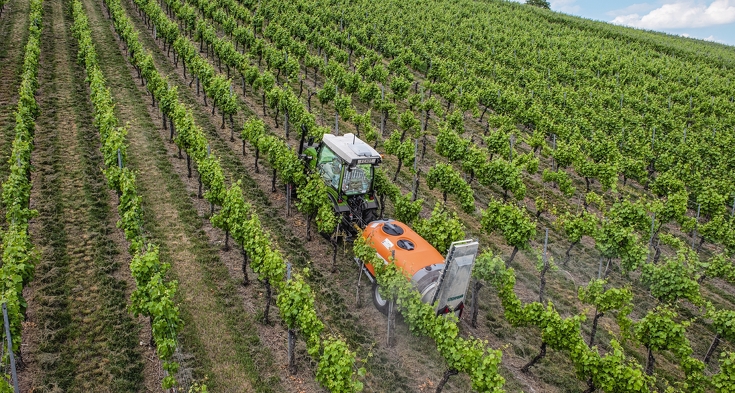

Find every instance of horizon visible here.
[511,0,735,47]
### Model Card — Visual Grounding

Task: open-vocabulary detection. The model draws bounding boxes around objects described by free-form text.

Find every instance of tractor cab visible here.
[301,133,382,236]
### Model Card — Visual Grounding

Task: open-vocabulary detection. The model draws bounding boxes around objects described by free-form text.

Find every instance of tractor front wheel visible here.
[372,282,390,315]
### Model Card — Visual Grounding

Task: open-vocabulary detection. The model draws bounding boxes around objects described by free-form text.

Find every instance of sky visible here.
[512,0,735,46]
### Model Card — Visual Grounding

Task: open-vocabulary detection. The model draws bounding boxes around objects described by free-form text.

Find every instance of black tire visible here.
[363,208,379,226]
[372,282,390,315]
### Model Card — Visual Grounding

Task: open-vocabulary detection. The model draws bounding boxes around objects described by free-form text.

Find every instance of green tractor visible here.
[300,133,382,238]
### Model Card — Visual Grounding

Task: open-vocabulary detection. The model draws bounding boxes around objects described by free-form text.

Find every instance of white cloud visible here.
[611,0,735,29]
[607,3,659,17]
[676,32,726,43]
[551,0,580,13]
[703,34,728,42]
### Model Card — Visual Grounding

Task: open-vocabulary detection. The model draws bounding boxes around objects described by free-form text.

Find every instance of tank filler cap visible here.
[397,239,415,250]
[382,222,404,236]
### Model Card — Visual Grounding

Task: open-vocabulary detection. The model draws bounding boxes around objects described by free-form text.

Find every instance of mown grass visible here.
[28,0,142,390]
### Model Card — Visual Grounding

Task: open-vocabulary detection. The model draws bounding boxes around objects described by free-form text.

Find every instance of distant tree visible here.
[526,0,550,9]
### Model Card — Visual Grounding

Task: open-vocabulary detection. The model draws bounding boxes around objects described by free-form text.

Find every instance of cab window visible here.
[317,146,341,189]
[342,163,372,195]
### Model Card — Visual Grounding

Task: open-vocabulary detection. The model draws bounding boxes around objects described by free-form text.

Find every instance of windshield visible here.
[342,164,373,195]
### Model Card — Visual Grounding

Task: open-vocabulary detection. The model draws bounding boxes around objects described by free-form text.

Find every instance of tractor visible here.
[300,133,381,239]
[299,133,479,317]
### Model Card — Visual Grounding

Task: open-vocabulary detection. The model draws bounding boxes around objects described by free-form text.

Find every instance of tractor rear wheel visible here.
[372,282,390,315]
[363,208,379,226]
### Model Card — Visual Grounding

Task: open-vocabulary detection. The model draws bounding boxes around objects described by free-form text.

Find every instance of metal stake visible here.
[2,303,19,393]
[647,212,655,264]
[286,263,296,374]
[691,204,701,248]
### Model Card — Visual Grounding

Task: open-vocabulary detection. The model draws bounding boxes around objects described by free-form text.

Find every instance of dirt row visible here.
[20,0,145,390]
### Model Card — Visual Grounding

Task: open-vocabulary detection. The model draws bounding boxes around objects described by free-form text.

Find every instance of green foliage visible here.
[712,352,735,392]
[578,279,633,330]
[651,190,689,230]
[551,141,580,169]
[384,130,415,168]
[277,271,324,356]
[697,186,726,218]
[316,338,365,393]
[574,156,618,192]
[542,169,576,197]
[335,93,355,120]
[436,125,469,162]
[484,261,649,391]
[461,145,489,179]
[557,211,598,244]
[198,155,227,206]
[472,250,507,285]
[516,152,539,174]
[699,214,727,245]
[634,307,695,367]
[477,158,527,200]
[651,172,685,197]
[373,167,400,201]
[484,126,512,158]
[188,380,209,393]
[526,0,550,9]
[392,192,423,225]
[641,248,703,306]
[708,308,735,342]
[413,203,465,254]
[241,118,266,145]
[389,75,411,102]
[481,199,537,253]
[296,174,339,234]
[211,181,250,236]
[704,253,735,283]
[608,199,650,234]
[426,163,475,213]
[258,135,305,186]
[585,191,606,212]
[594,220,646,272]
[318,79,337,106]
[398,110,420,138]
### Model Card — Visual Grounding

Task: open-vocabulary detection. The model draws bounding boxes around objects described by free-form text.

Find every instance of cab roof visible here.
[322,133,381,165]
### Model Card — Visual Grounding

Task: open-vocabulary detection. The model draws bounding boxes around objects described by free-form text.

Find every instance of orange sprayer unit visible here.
[359,220,479,317]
